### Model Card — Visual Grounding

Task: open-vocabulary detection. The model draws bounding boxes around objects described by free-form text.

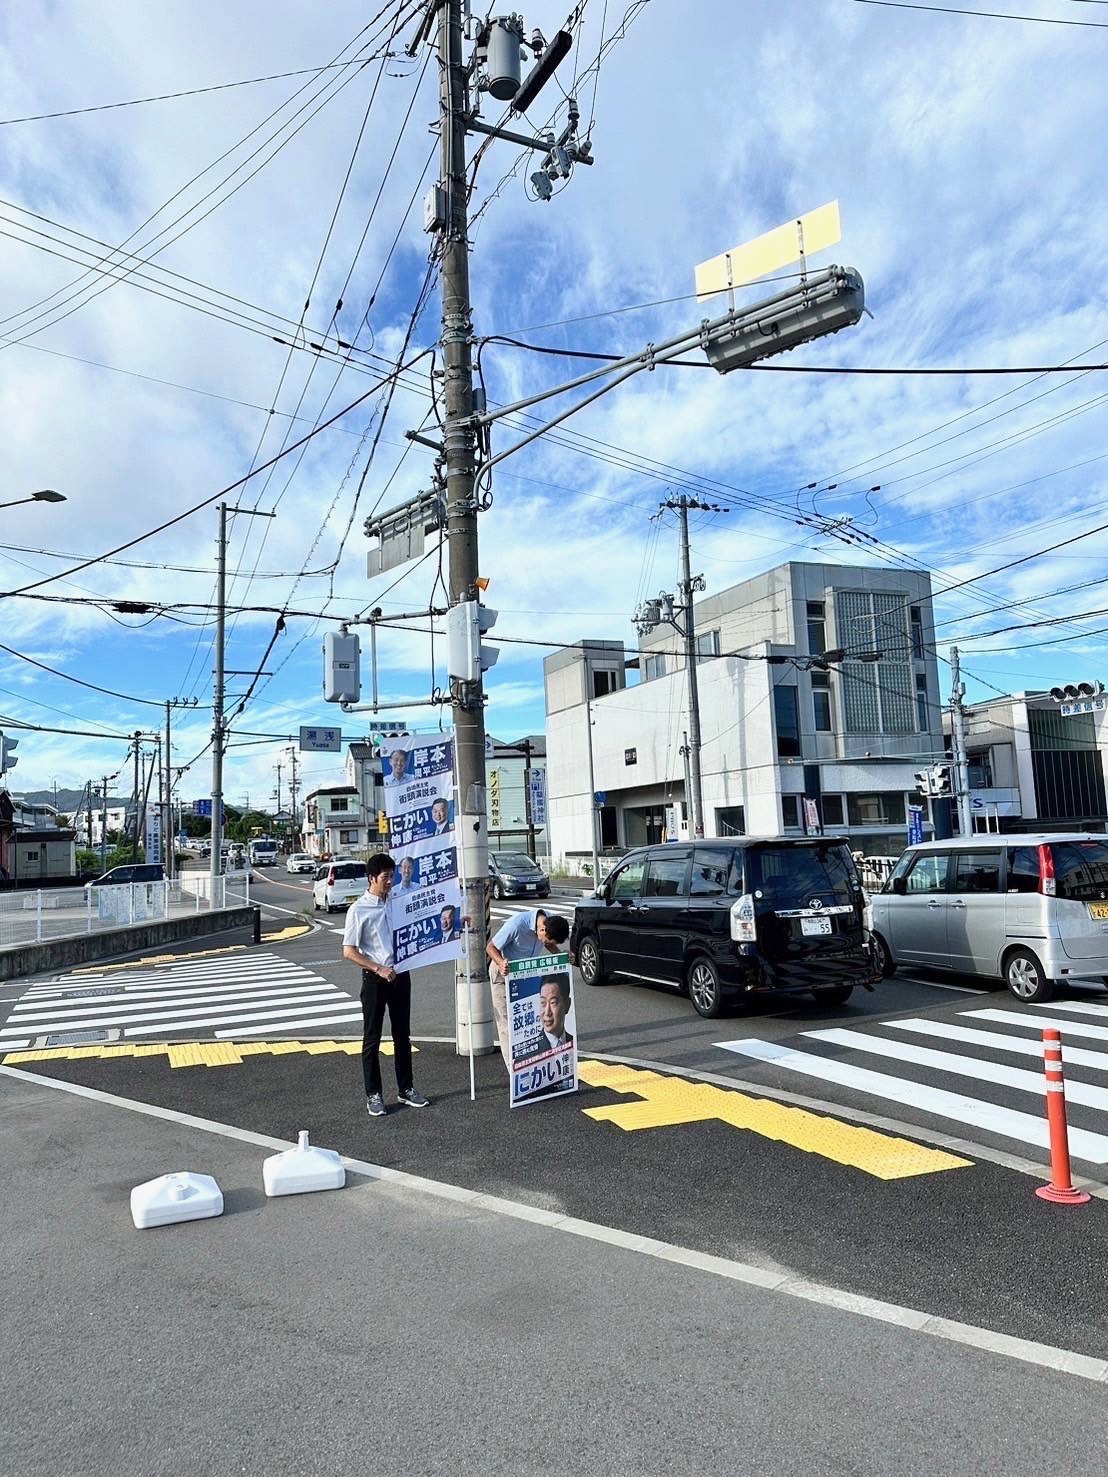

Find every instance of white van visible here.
[867,833,1108,1002]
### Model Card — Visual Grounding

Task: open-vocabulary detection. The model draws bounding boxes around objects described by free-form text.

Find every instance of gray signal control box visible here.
[323,631,361,704]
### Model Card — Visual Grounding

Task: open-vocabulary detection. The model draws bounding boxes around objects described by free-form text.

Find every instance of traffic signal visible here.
[377,810,389,839]
[914,770,930,796]
[0,732,18,775]
[446,598,499,683]
[931,764,952,796]
[1049,680,1104,703]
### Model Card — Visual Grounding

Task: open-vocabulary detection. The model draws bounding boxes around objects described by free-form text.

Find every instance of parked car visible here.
[87,863,165,889]
[312,860,366,914]
[489,851,550,900]
[867,833,1108,1003]
[570,837,874,1018]
[286,852,315,875]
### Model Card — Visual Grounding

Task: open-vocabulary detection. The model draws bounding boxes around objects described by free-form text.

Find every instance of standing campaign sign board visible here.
[378,732,463,970]
[506,952,577,1107]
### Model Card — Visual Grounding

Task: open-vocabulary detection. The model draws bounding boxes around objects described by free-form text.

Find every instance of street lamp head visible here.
[32,489,66,503]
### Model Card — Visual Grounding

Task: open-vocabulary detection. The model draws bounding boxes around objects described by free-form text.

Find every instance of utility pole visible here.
[634,496,723,840]
[675,495,706,839]
[129,731,142,861]
[164,701,173,879]
[680,731,693,836]
[584,692,600,882]
[274,760,283,820]
[949,644,973,837]
[285,746,300,846]
[100,776,109,868]
[209,501,274,892]
[439,0,493,1055]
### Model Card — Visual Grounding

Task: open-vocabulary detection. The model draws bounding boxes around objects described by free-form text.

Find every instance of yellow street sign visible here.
[695,201,842,302]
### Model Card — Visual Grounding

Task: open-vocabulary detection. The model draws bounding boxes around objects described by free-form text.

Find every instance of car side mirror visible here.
[891,876,906,896]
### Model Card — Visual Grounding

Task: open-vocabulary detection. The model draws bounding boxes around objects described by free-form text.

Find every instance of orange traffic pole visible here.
[1035,1028,1091,1205]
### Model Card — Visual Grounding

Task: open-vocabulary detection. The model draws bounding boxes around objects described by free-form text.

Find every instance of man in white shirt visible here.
[342,853,429,1118]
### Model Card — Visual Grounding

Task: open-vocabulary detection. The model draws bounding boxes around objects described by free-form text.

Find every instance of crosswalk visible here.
[0,953,361,1050]
[717,995,1108,1167]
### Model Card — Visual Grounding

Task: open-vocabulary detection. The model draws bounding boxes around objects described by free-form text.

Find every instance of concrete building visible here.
[950,692,1108,833]
[544,561,944,871]
[69,801,131,847]
[302,786,367,859]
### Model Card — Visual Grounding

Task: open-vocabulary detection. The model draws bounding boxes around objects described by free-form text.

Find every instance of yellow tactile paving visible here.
[261,925,311,942]
[72,943,245,973]
[1,1038,410,1069]
[577,1059,971,1181]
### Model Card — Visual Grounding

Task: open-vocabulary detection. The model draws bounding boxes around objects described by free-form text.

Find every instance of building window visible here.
[593,668,617,697]
[834,589,915,735]
[781,795,801,828]
[812,671,833,732]
[329,797,349,813]
[807,600,826,656]
[339,829,358,844]
[624,747,637,766]
[695,629,720,663]
[642,653,667,682]
[715,805,745,836]
[846,792,907,826]
[773,685,801,757]
[910,605,925,659]
[915,672,929,732]
[967,752,993,789]
[821,794,845,826]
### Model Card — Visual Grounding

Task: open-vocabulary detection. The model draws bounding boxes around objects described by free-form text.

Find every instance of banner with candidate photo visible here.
[379,731,463,970]
[506,953,577,1108]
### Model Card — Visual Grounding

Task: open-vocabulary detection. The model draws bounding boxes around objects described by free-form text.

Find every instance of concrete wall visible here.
[0,906,260,982]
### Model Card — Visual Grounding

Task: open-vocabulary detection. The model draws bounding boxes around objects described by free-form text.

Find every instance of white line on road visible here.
[886,1016,1108,1073]
[4,1063,1105,1386]
[966,1008,1108,1045]
[715,1037,1108,1163]
[805,1025,1108,1113]
[0,984,340,1035]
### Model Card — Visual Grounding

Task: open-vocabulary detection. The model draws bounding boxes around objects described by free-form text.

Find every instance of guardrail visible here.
[0,875,251,949]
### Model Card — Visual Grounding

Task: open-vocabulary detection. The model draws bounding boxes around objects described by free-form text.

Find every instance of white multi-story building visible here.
[302,786,367,859]
[544,561,944,869]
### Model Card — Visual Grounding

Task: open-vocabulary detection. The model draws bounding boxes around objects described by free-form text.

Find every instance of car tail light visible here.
[327,869,336,886]
[730,894,757,943]
[1038,844,1055,897]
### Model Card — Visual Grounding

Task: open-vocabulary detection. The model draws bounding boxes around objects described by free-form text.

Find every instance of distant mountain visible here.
[14,788,125,813]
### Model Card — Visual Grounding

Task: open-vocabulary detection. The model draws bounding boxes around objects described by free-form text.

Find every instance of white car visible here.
[312,860,366,914]
[286,853,315,875]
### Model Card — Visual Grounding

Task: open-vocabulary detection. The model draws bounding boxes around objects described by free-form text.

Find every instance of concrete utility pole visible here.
[285,746,300,845]
[949,644,973,837]
[209,501,228,891]
[164,702,173,879]
[100,776,109,868]
[675,495,706,839]
[129,731,142,860]
[439,0,494,1055]
[584,693,600,882]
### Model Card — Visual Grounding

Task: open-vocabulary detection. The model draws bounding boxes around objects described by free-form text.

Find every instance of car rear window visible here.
[643,851,690,898]
[690,849,740,896]
[332,863,365,880]
[748,843,858,906]
[1049,841,1108,902]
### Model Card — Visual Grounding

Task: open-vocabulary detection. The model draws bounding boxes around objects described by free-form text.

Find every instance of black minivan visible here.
[570,838,875,1017]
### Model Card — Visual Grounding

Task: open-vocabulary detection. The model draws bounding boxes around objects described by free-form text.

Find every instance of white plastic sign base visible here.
[130,1171,224,1229]
[263,1130,345,1197]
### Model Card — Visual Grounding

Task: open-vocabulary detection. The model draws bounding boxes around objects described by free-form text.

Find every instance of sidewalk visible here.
[5,1064,1108,1476]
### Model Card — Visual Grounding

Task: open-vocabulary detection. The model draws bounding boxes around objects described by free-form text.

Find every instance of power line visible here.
[851,0,1108,25]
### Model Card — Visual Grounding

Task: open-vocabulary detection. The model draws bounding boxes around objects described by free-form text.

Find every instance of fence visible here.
[0,875,251,950]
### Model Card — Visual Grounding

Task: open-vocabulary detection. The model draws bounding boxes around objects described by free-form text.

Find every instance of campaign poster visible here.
[379,732,463,970]
[506,953,577,1108]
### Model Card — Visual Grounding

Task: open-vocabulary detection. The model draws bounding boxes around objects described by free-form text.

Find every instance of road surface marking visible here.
[966,1007,1108,1044]
[716,1037,1108,1163]
[804,1026,1108,1112]
[578,1060,970,1180]
[1,1037,409,1068]
[887,1016,1108,1072]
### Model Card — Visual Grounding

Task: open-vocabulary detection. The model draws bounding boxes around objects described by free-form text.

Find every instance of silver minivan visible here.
[867,833,1108,1002]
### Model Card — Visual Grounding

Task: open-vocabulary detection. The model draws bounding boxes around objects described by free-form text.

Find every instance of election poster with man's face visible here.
[506,953,578,1107]
[379,733,463,970]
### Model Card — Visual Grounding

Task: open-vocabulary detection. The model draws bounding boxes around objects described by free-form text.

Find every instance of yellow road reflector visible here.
[577,1060,971,1181]
[695,200,841,301]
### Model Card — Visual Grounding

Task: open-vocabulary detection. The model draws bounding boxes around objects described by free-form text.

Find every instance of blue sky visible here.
[2,0,1108,805]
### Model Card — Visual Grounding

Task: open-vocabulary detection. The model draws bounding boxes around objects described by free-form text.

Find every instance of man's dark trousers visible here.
[360,968,413,1097]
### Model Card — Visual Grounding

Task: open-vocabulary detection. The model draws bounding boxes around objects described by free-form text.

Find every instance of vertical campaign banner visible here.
[506,953,577,1107]
[144,807,162,865]
[379,732,463,971]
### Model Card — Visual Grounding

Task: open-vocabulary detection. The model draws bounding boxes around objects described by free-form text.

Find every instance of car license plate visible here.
[1089,902,1108,919]
[526,884,537,892]
[801,916,832,936]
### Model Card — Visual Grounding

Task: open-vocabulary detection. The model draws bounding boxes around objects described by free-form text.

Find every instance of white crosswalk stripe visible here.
[1,952,359,1044]
[716,994,1108,1165]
